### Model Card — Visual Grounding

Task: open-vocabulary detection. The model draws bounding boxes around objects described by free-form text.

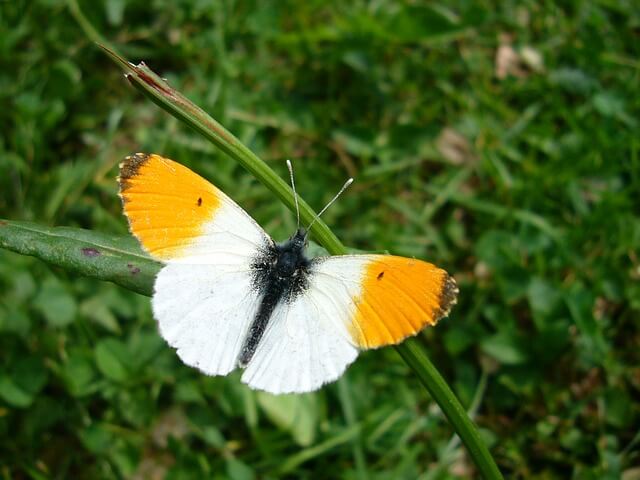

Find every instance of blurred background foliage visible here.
[1,0,639,478]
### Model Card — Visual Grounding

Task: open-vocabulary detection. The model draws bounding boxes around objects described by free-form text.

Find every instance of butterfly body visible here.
[241,229,311,367]
[119,153,457,394]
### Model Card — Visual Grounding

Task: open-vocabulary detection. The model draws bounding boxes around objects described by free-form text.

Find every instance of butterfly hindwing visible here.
[241,287,358,394]
[241,254,457,394]
[153,263,261,376]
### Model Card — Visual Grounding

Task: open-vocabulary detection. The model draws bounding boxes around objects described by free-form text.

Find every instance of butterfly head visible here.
[290,228,308,249]
[272,228,309,279]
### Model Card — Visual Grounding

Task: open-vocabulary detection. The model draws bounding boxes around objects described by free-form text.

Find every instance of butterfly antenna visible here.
[286,159,300,229]
[306,177,354,233]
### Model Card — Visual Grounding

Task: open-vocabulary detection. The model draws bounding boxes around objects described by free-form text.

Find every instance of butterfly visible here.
[118,153,458,394]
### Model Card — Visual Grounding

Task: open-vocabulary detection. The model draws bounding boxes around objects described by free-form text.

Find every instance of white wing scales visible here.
[153,263,262,376]
[241,286,358,394]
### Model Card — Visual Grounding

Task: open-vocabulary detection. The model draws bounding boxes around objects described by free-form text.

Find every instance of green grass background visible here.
[1,1,639,478]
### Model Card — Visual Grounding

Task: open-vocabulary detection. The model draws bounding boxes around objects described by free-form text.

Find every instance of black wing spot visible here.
[197,197,202,206]
[377,271,385,280]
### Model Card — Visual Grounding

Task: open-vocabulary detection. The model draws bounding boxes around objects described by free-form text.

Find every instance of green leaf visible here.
[0,350,47,408]
[60,350,99,397]
[0,220,161,296]
[174,380,206,405]
[604,388,634,429]
[79,423,114,454]
[201,425,226,448]
[13,356,48,396]
[7,270,36,302]
[95,338,130,382]
[127,331,165,371]
[566,283,608,366]
[527,277,560,317]
[593,91,625,117]
[226,458,255,480]
[118,387,154,427]
[0,307,31,336]
[32,276,77,327]
[444,326,476,355]
[548,68,598,94]
[0,375,34,407]
[80,294,121,334]
[481,332,528,365]
[257,392,318,446]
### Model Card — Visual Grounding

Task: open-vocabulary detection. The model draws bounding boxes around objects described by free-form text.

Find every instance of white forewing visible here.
[153,262,261,376]
[241,264,361,394]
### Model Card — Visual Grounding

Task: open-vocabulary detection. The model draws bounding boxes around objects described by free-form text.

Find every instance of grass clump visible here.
[1,1,639,478]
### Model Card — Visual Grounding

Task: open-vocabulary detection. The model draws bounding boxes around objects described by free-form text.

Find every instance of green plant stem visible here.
[91,43,502,479]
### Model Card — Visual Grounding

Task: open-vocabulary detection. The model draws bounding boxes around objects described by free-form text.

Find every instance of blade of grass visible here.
[423,366,491,480]
[425,187,563,241]
[277,423,363,475]
[336,378,368,480]
[67,0,115,51]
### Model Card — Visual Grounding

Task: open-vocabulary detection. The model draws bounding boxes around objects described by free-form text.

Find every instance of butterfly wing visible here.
[312,254,458,349]
[152,263,263,375]
[119,153,272,375]
[119,153,271,263]
[241,254,457,394]
[240,287,359,394]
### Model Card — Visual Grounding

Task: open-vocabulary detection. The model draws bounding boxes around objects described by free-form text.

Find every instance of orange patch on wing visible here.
[349,256,457,349]
[119,153,220,260]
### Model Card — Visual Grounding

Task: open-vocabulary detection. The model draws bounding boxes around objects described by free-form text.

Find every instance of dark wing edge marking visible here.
[433,274,459,322]
[118,152,152,192]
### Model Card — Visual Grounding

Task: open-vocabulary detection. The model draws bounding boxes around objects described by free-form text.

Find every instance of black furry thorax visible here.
[250,228,311,303]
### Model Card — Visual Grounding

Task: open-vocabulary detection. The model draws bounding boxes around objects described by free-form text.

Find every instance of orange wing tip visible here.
[433,274,459,323]
[348,257,459,349]
[117,153,222,261]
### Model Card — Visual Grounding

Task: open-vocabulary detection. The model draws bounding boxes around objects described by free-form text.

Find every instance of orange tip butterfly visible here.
[118,153,458,394]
